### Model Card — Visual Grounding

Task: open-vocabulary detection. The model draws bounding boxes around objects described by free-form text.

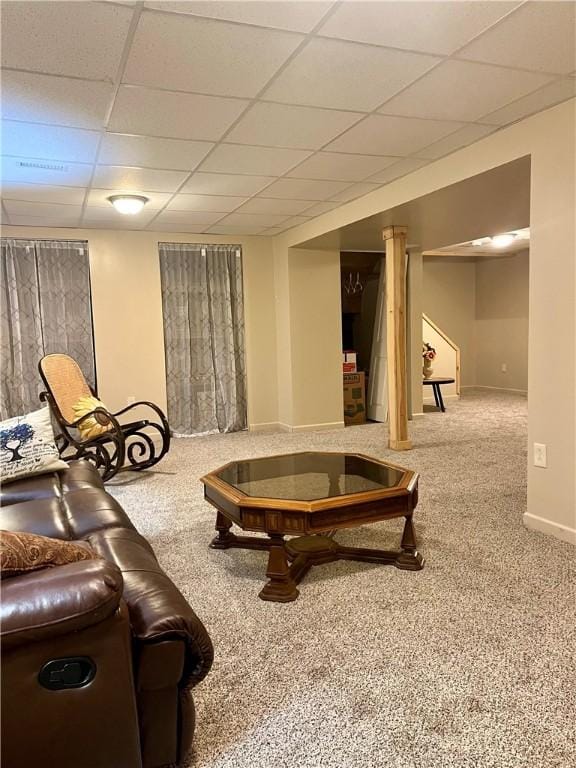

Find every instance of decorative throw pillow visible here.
[0,530,95,579]
[0,407,68,483]
[72,395,112,440]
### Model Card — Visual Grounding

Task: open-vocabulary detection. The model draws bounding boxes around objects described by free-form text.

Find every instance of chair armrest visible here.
[0,559,123,651]
[112,400,169,426]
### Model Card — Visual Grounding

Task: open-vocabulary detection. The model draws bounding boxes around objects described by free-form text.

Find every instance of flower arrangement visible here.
[422,342,436,361]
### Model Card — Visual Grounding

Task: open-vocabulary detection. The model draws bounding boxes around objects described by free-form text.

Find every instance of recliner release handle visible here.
[39,657,96,690]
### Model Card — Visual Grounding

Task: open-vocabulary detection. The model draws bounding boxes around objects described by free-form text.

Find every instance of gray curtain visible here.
[159,243,247,436]
[0,238,95,419]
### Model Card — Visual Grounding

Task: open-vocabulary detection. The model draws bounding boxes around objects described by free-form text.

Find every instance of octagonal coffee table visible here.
[201,451,424,603]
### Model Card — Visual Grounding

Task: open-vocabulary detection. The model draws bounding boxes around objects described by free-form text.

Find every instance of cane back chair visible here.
[39,354,170,481]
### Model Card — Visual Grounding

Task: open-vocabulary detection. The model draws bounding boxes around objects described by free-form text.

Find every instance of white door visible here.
[367,258,388,422]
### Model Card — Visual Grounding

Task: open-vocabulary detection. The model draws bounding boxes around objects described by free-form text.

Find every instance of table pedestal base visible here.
[210,513,424,603]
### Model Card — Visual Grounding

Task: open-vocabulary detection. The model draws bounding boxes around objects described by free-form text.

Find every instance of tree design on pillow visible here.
[0,423,34,462]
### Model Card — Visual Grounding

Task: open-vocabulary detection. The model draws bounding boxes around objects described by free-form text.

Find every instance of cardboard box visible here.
[342,350,357,373]
[343,371,365,426]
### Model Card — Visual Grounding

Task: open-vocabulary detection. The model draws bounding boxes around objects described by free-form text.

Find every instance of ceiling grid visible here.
[1,0,574,235]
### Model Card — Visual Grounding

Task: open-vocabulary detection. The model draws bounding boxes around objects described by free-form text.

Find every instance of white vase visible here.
[423,359,433,379]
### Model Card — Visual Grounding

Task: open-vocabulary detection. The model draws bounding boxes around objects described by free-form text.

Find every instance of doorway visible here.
[340,251,381,426]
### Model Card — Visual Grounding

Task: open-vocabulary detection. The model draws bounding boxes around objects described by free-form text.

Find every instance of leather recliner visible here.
[0,460,214,768]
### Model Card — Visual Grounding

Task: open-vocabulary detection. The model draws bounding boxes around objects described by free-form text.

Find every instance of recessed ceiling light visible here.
[107,194,149,215]
[491,233,516,248]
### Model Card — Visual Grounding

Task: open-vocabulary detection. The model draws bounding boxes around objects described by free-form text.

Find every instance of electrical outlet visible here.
[533,443,547,468]
[127,395,136,405]
[501,363,507,373]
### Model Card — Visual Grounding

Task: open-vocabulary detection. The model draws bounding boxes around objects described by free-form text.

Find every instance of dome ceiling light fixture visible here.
[107,194,149,215]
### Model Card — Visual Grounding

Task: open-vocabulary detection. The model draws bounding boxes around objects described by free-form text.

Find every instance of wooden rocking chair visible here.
[39,353,170,481]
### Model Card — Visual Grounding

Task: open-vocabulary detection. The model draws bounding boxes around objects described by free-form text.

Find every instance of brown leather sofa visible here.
[0,460,213,768]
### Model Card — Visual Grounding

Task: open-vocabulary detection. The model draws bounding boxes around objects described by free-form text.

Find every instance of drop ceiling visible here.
[1,1,574,236]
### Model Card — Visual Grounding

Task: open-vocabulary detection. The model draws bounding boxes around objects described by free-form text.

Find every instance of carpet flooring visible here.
[108,391,576,768]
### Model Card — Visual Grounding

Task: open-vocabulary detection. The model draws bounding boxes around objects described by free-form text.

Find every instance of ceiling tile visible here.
[0,182,85,205]
[208,224,268,235]
[145,1,333,33]
[1,1,134,80]
[319,1,520,56]
[86,188,172,210]
[301,201,340,217]
[166,194,247,212]
[271,215,312,231]
[262,37,439,111]
[7,214,82,228]
[217,212,291,227]
[153,210,226,226]
[260,228,284,236]
[226,103,364,150]
[199,144,311,176]
[3,200,83,220]
[235,198,315,215]
[92,165,189,192]
[1,156,93,187]
[415,125,497,160]
[1,71,114,129]
[379,60,553,123]
[479,78,576,126]
[329,182,380,202]
[2,121,100,163]
[83,221,151,231]
[366,158,430,184]
[261,178,351,200]
[287,152,399,182]
[181,173,274,196]
[82,206,158,227]
[123,11,303,97]
[148,223,210,233]
[99,133,213,171]
[109,86,249,141]
[458,1,576,75]
[326,115,466,156]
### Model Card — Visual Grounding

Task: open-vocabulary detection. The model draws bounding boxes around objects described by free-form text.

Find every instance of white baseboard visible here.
[523,512,576,546]
[249,421,283,433]
[462,385,528,396]
[278,420,345,433]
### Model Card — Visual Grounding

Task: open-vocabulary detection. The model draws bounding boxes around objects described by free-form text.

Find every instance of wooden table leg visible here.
[396,514,424,569]
[259,534,299,603]
[209,510,235,549]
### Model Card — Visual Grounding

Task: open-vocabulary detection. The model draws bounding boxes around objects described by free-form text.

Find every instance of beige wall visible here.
[475,250,529,392]
[422,250,530,393]
[407,251,423,416]
[422,257,476,386]
[273,244,343,431]
[276,99,575,544]
[1,226,277,430]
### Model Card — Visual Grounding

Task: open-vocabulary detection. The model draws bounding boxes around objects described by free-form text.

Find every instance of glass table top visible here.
[216,452,406,502]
